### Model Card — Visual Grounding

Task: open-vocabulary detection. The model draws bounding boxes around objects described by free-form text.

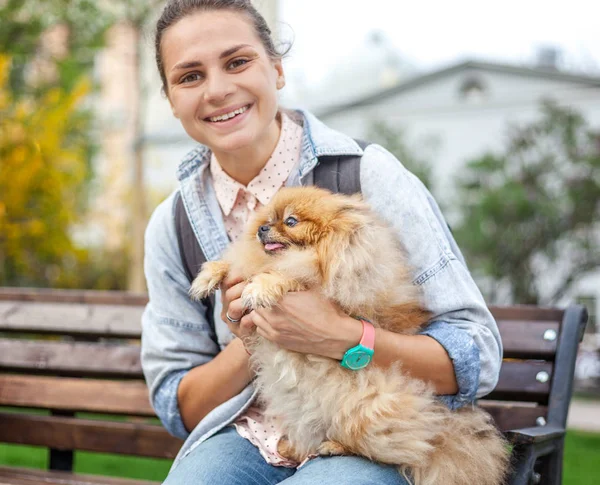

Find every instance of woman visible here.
[141,1,502,483]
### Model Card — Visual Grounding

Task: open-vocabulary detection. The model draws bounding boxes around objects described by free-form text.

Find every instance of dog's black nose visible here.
[259,225,270,233]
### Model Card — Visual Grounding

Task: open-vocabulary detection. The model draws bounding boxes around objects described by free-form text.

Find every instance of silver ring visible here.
[226,312,241,324]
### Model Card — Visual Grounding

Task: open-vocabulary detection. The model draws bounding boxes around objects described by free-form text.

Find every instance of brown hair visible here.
[155,0,289,92]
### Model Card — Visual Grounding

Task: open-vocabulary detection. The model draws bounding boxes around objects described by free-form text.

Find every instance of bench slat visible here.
[489,306,563,322]
[497,320,559,360]
[0,289,564,324]
[0,339,143,378]
[0,375,155,416]
[0,288,148,306]
[0,466,159,485]
[0,413,182,459]
[479,401,548,431]
[0,302,143,339]
[487,361,553,403]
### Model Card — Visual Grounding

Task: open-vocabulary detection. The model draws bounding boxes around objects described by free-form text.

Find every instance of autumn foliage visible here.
[0,55,109,287]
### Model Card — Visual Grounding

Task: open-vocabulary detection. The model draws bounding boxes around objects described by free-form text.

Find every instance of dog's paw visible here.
[189,261,230,300]
[277,436,307,463]
[242,275,281,310]
[241,273,303,310]
[317,440,349,457]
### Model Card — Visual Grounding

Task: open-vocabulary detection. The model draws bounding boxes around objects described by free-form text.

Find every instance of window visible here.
[458,76,487,103]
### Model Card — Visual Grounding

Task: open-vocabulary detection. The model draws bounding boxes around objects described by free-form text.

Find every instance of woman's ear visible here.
[274,59,286,90]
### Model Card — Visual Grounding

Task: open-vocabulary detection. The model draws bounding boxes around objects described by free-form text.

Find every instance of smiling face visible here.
[161,10,285,156]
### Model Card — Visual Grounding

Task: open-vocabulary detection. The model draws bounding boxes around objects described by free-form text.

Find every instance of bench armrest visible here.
[505,425,565,446]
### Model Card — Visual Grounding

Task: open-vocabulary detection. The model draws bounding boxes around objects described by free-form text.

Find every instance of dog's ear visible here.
[335,193,369,217]
[316,208,371,284]
[315,228,348,284]
[335,200,371,229]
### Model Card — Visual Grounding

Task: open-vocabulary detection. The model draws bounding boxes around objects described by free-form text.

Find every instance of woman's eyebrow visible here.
[219,43,253,59]
[171,44,253,72]
[171,60,203,71]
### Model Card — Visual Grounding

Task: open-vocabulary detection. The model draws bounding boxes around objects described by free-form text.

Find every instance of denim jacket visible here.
[141,109,502,467]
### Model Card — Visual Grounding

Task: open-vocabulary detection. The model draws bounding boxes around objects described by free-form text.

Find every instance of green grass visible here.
[563,430,600,485]
[0,407,171,481]
[1,430,599,483]
[0,443,172,482]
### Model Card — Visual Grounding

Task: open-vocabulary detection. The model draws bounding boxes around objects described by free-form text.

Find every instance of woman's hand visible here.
[220,274,256,342]
[239,289,459,395]
[251,289,363,360]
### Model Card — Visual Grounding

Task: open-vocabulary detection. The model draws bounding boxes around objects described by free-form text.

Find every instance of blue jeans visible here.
[163,427,409,484]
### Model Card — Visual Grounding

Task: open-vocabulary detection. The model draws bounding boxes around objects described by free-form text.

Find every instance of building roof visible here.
[317,59,600,118]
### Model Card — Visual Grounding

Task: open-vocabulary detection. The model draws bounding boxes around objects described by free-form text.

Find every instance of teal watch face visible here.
[341,345,374,370]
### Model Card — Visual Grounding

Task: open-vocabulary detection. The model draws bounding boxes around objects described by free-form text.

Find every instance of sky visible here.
[277,0,600,88]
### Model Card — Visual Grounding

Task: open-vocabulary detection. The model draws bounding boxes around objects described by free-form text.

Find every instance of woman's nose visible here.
[203,70,235,103]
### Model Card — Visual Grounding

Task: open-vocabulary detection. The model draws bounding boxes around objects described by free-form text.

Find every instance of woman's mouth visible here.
[205,104,251,124]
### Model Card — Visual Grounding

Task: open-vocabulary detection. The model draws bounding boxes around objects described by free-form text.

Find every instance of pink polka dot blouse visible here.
[210,112,303,242]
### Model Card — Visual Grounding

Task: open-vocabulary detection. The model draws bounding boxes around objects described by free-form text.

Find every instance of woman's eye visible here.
[228,59,248,69]
[285,217,298,227]
[180,73,201,84]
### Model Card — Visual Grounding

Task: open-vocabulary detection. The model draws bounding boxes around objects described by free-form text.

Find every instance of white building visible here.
[318,59,600,321]
[319,59,600,196]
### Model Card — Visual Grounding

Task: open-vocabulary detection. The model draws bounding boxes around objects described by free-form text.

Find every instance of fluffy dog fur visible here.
[191,186,509,485]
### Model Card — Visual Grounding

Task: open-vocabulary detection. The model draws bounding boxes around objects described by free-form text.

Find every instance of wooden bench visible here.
[0,288,588,485]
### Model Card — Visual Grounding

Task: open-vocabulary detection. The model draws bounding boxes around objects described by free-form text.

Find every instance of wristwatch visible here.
[340,319,375,370]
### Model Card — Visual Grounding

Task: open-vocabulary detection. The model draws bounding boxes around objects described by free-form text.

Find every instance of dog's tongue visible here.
[265,243,285,251]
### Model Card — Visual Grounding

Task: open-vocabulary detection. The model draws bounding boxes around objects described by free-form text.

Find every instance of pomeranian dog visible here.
[190,186,509,485]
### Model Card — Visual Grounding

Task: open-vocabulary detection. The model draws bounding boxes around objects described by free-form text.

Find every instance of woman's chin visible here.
[202,132,257,154]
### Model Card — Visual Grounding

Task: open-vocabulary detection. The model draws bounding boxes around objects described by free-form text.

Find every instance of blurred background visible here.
[0,0,599,481]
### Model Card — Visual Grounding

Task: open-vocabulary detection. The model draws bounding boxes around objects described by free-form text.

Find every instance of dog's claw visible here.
[189,274,218,300]
[242,282,277,310]
[189,261,230,300]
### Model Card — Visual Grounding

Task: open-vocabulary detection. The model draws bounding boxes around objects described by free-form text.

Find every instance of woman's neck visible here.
[212,114,282,186]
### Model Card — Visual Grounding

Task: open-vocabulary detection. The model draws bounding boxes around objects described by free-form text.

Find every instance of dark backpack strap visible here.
[313,139,370,194]
[174,192,215,329]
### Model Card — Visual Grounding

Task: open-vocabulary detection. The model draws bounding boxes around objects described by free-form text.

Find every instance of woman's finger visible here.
[222,273,245,292]
[239,314,256,339]
[226,297,246,322]
[240,313,256,331]
[251,311,274,340]
[223,281,245,306]
[220,281,247,325]
[255,325,271,341]
[253,306,283,330]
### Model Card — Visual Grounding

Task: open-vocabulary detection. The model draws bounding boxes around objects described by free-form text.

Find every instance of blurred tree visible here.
[0,0,112,95]
[0,1,139,289]
[366,120,437,192]
[454,100,600,305]
[106,0,168,291]
[0,55,91,286]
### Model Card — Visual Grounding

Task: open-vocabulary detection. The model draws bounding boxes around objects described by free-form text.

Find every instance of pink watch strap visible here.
[359,319,375,350]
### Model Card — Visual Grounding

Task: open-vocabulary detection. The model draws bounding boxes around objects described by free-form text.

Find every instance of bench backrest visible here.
[0,288,183,460]
[478,305,587,433]
[0,288,588,460]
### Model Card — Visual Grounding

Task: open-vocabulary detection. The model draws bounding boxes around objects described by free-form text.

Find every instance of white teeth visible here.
[209,105,248,122]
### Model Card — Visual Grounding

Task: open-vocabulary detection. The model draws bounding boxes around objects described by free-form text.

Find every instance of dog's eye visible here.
[284,216,298,227]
